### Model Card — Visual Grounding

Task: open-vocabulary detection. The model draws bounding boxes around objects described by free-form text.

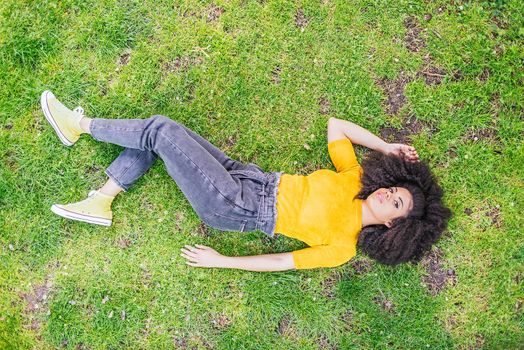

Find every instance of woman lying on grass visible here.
[41,90,451,272]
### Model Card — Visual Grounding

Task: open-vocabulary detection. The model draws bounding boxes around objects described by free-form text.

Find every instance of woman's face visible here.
[367,187,413,227]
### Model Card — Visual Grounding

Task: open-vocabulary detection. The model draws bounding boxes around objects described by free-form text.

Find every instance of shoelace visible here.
[73,106,85,116]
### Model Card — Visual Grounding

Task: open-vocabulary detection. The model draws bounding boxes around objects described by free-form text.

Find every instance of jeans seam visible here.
[105,168,128,192]
[92,121,145,133]
[118,150,147,181]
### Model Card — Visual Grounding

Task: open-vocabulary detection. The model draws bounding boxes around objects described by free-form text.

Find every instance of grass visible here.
[1,0,522,349]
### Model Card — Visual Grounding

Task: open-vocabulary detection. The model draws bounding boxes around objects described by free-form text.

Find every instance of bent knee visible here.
[149,115,185,133]
[150,115,175,125]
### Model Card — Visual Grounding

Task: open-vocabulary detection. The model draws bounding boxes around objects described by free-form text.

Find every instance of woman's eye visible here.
[394,200,399,209]
[389,188,394,193]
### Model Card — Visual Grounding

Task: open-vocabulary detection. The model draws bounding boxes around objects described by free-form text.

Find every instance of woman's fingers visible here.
[180,248,197,256]
[195,244,208,249]
[184,244,200,252]
[181,252,197,262]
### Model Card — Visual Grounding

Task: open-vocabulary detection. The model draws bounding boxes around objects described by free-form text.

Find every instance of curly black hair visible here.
[356,152,451,265]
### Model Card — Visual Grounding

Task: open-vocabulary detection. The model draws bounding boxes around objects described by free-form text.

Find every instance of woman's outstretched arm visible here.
[180,245,296,272]
[327,117,419,161]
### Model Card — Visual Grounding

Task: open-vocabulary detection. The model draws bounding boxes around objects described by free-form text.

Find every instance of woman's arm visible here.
[327,117,419,161]
[180,245,296,272]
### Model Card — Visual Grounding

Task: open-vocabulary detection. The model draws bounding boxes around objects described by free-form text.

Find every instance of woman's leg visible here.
[99,178,124,197]
[80,116,248,172]
[51,148,157,226]
[85,115,253,221]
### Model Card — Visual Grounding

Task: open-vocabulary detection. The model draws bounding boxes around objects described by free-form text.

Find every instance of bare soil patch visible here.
[277,315,298,339]
[162,56,204,75]
[491,15,509,30]
[173,336,188,349]
[224,133,238,150]
[187,334,213,349]
[271,66,282,84]
[376,70,412,116]
[196,222,211,237]
[452,70,464,81]
[319,97,330,115]
[295,9,309,30]
[464,127,499,144]
[348,258,373,275]
[478,67,491,82]
[486,205,502,228]
[117,49,132,70]
[420,247,457,296]
[514,299,522,313]
[206,4,225,22]
[475,333,485,348]
[86,165,102,174]
[469,203,504,230]
[379,114,428,144]
[4,150,18,171]
[211,314,231,330]
[117,237,132,249]
[141,265,152,287]
[445,146,458,160]
[493,43,505,57]
[372,295,395,313]
[404,17,426,52]
[318,332,338,350]
[417,65,447,85]
[19,274,55,331]
[321,271,343,299]
[445,315,458,331]
[490,92,502,116]
[341,309,353,330]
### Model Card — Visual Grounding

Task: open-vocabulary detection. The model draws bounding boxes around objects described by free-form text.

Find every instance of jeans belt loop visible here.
[256,183,267,227]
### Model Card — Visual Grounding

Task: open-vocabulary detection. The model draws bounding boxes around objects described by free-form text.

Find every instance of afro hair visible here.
[356,152,452,265]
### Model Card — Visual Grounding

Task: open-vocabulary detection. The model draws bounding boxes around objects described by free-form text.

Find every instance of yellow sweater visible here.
[274,138,363,269]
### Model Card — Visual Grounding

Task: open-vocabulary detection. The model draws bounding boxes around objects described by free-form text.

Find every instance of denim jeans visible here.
[89,115,282,236]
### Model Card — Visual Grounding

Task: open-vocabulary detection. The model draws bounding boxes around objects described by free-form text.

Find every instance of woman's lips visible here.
[377,192,383,204]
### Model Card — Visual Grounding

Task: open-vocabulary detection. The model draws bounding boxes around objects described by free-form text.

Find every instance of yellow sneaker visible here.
[51,191,114,226]
[40,90,85,146]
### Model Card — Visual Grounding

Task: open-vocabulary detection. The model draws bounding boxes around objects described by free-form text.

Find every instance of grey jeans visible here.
[90,115,282,236]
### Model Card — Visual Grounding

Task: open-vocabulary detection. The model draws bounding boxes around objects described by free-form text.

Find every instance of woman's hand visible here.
[180,244,225,268]
[385,143,419,162]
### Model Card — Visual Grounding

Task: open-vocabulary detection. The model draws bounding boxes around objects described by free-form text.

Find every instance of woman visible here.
[41,90,451,272]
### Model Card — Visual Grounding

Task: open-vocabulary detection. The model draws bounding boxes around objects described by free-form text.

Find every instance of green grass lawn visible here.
[1,0,522,349]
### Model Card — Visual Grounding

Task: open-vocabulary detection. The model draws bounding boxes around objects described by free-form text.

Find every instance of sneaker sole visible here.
[51,204,112,226]
[40,90,75,146]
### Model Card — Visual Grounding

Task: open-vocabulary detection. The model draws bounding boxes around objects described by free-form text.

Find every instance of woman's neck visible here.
[361,200,383,227]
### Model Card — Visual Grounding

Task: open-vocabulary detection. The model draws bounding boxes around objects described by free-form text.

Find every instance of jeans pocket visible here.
[203,212,248,232]
[228,169,267,215]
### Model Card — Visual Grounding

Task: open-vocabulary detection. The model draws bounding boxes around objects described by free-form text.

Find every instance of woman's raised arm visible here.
[327,117,419,161]
[180,245,296,272]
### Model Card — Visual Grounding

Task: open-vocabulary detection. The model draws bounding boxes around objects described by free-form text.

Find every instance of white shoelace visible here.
[73,106,85,116]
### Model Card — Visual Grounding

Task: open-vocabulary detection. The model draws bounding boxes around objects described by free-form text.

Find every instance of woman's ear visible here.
[385,221,393,228]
